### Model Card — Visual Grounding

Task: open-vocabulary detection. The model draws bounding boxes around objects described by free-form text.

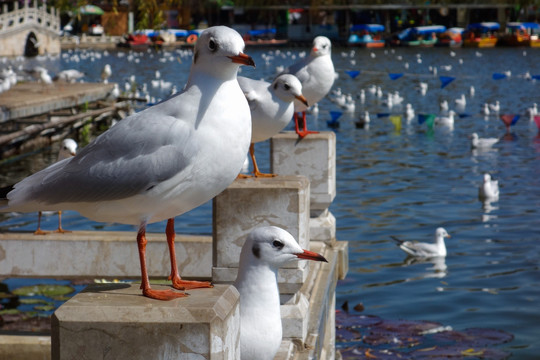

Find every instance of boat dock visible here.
[0,82,131,160]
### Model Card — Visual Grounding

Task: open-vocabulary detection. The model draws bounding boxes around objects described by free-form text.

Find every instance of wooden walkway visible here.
[0,82,132,160]
[0,82,115,122]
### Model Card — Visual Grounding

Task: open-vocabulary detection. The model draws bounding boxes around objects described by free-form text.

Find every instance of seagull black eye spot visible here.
[284,84,290,90]
[272,240,284,250]
[208,39,217,52]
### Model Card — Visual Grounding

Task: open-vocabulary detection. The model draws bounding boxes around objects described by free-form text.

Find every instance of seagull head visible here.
[193,26,255,77]
[483,173,493,182]
[57,138,78,161]
[435,227,450,240]
[271,74,308,106]
[241,226,327,270]
[311,36,332,57]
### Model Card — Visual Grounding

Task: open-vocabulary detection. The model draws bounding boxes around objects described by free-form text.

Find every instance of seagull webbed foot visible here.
[34,229,49,235]
[170,275,213,290]
[142,288,188,301]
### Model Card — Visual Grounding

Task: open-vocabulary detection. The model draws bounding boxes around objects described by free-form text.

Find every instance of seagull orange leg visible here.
[137,225,187,300]
[296,112,319,138]
[250,143,275,178]
[54,211,71,233]
[166,218,213,290]
[34,211,49,235]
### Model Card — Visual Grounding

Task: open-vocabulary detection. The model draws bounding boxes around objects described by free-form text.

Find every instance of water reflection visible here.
[403,255,448,280]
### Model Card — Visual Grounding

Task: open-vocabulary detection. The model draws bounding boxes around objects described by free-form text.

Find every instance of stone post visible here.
[52,284,240,360]
[212,175,310,294]
[271,131,337,244]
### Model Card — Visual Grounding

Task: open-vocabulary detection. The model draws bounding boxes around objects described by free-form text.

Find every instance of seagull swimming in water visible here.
[470,132,499,149]
[391,227,450,258]
[234,226,327,360]
[478,173,499,202]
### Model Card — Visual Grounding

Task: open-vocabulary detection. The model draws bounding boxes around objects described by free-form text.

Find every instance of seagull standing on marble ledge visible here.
[238,74,308,177]
[234,226,327,360]
[279,36,335,138]
[1,26,255,301]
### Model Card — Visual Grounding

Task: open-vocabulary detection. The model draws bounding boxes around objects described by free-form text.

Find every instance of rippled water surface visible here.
[1,44,539,358]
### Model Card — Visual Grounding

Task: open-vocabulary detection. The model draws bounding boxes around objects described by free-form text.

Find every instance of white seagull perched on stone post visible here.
[238,74,308,177]
[234,226,327,360]
[1,26,255,301]
[279,36,335,138]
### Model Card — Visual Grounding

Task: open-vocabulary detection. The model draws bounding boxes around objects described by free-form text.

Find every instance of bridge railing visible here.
[0,0,60,37]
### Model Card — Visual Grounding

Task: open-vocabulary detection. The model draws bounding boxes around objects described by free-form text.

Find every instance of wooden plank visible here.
[0,82,115,122]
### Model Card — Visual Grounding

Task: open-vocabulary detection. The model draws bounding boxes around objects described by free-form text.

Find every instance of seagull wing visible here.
[6,91,199,210]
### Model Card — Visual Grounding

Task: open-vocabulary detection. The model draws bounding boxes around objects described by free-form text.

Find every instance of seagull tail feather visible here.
[390,235,404,245]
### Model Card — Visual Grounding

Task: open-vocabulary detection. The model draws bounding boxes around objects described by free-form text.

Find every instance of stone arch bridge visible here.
[0,0,60,57]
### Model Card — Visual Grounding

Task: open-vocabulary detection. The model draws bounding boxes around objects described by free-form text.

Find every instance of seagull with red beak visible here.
[238,74,308,177]
[2,26,255,301]
[279,36,335,138]
[234,226,327,360]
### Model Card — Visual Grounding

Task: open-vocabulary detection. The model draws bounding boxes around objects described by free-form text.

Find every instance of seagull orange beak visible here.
[229,53,255,67]
[296,249,327,262]
[295,95,309,107]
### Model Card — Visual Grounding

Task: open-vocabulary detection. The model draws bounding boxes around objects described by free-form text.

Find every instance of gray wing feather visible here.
[8,104,196,207]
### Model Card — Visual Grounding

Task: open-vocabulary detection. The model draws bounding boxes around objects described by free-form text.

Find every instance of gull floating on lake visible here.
[234,226,327,360]
[479,173,499,202]
[489,100,500,113]
[391,227,450,257]
[435,110,456,127]
[470,132,499,149]
[280,36,335,137]
[238,74,308,177]
[1,26,255,301]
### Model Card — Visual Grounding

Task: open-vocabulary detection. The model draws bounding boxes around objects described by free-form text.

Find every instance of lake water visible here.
[1,43,539,358]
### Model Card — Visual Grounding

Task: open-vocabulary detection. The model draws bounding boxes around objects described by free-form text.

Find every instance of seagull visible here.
[405,103,415,121]
[280,36,335,138]
[489,100,500,113]
[470,132,499,149]
[34,139,78,235]
[391,227,450,258]
[234,226,327,360]
[101,64,112,83]
[482,103,490,116]
[238,74,308,177]
[54,69,85,83]
[479,173,499,202]
[355,110,370,129]
[418,82,428,96]
[435,110,456,127]
[526,103,538,118]
[1,26,255,301]
[107,83,120,101]
[341,94,356,113]
[439,100,449,113]
[454,94,466,109]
